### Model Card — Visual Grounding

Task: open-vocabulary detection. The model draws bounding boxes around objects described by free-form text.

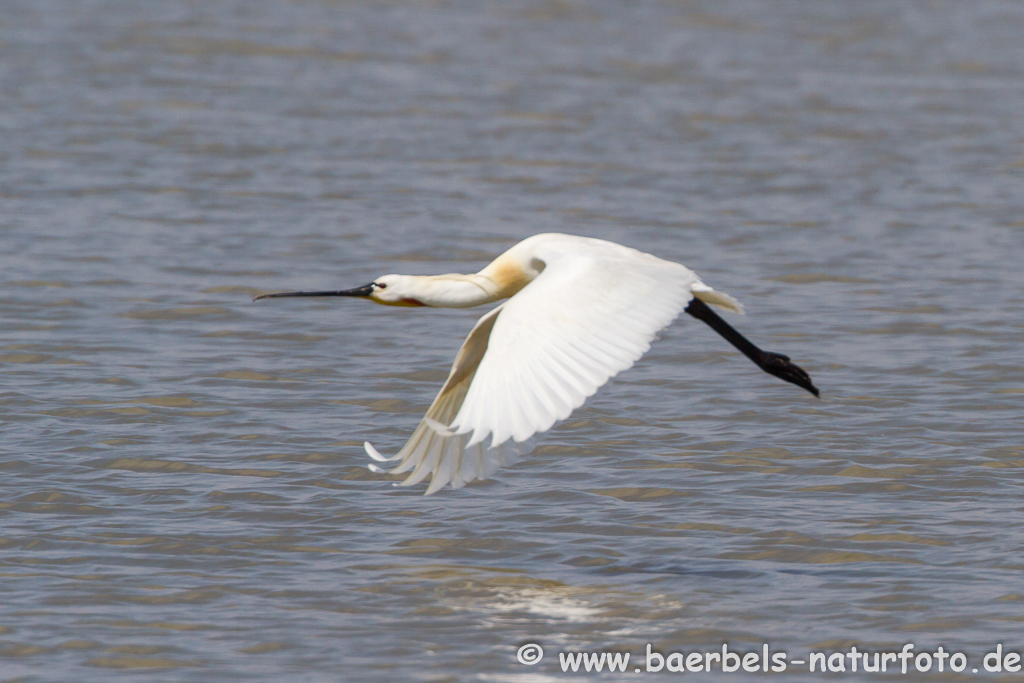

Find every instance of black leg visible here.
[685,298,820,398]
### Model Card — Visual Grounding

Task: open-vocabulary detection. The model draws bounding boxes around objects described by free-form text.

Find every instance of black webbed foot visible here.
[757,351,820,398]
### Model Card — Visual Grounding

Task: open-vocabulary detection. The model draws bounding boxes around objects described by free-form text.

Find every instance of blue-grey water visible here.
[2,1,1024,681]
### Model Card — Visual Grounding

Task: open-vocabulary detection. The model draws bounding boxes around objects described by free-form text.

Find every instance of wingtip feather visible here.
[364,441,398,462]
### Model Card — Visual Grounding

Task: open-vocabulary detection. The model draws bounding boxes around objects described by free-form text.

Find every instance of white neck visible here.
[377,245,543,308]
[404,274,501,308]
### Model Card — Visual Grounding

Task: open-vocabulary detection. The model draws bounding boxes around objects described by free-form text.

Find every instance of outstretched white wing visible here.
[364,305,536,495]
[450,243,698,448]
[364,237,740,494]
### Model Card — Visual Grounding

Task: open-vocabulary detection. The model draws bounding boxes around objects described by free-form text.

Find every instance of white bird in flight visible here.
[256,233,818,494]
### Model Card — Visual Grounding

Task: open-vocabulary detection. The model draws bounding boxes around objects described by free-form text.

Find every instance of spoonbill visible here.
[256,233,818,494]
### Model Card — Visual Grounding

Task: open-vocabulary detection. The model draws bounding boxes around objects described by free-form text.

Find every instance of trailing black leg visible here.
[685,297,820,398]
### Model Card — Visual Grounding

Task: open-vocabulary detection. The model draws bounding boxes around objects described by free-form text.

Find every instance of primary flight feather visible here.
[256,233,818,494]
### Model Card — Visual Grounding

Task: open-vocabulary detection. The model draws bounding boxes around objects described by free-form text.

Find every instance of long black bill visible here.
[254,283,375,301]
[685,297,820,398]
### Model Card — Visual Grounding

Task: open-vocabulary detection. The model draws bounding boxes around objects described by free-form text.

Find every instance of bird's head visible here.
[254,274,427,307]
[363,274,427,306]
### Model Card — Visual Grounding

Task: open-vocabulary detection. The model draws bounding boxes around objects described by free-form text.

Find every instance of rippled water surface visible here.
[3,1,1024,680]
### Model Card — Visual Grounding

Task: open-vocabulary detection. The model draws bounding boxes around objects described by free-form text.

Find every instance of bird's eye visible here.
[374,282,387,289]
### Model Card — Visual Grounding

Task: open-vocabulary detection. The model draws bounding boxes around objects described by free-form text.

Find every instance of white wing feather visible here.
[364,237,736,494]
[363,305,531,495]
[451,244,696,449]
